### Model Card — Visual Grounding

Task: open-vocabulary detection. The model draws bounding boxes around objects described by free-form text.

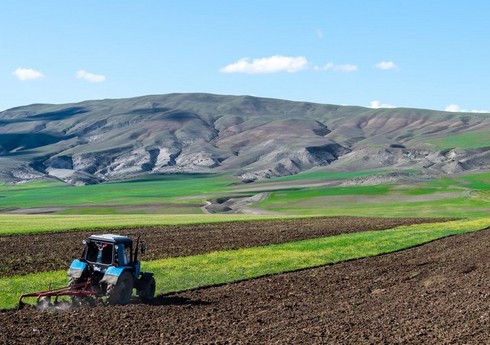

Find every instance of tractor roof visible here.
[88,234,132,245]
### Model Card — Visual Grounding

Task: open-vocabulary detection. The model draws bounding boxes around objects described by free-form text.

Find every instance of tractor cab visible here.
[83,234,135,270]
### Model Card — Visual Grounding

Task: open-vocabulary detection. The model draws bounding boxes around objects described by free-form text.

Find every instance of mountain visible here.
[0,93,489,185]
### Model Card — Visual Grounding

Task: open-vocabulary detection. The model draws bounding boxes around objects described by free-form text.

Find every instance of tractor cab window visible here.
[115,244,131,266]
[124,246,131,265]
[85,241,113,265]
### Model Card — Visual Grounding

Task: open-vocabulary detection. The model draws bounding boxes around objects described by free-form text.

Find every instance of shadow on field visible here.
[148,295,211,307]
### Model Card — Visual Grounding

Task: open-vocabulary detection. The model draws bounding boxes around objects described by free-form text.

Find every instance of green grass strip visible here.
[0,214,310,235]
[427,131,490,150]
[262,168,391,182]
[1,218,489,309]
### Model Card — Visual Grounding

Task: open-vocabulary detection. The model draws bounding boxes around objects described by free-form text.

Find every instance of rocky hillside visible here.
[0,93,489,185]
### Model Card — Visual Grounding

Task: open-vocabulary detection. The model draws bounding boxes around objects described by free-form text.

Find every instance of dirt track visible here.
[0,217,449,277]
[1,226,490,344]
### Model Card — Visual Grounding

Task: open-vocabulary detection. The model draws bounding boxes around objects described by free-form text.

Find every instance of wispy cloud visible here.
[445,103,488,113]
[220,55,308,74]
[13,67,44,80]
[316,29,324,39]
[76,70,106,83]
[221,55,359,74]
[316,62,358,72]
[369,100,397,109]
[375,61,398,70]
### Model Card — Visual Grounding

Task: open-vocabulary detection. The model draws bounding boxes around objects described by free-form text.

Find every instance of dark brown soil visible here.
[1,226,490,344]
[0,217,451,277]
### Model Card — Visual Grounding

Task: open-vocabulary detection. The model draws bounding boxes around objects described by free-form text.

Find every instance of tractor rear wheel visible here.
[107,271,133,305]
[137,274,156,303]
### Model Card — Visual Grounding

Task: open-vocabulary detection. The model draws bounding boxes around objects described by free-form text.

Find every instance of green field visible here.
[260,168,392,182]
[0,174,234,210]
[258,172,490,218]
[0,170,408,212]
[0,170,488,219]
[3,218,489,309]
[427,131,490,150]
[0,214,308,235]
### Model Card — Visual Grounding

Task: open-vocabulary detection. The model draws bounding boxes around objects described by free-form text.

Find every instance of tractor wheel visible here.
[68,276,78,287]
[137,274,156,303]
[68,277,86,307]
[107,271,134,305]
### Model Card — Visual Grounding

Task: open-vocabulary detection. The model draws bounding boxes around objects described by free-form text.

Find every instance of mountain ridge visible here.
[0,93,489,185]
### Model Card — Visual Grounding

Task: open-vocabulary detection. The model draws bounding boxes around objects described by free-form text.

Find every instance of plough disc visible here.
[18,281,96,310]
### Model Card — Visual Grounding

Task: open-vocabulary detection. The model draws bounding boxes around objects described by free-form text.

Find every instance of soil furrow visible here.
[0,217,450,277]
[1,225,489,344]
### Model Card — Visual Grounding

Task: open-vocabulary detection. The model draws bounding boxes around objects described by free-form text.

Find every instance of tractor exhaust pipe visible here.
[133,234,146,263]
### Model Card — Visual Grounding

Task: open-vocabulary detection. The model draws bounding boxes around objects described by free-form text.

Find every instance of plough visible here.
[18,280,97,309]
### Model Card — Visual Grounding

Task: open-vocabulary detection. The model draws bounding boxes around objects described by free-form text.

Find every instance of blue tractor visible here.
[67,234,156,305]
[19,234,155,308]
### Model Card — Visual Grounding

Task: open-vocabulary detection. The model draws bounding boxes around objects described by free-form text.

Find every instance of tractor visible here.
[19,234,156,308]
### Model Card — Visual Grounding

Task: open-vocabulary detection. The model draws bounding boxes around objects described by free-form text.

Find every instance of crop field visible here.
[258,171,490,218]
[0,174,234,213]
[1,217,490,344]
[0,170,489,219]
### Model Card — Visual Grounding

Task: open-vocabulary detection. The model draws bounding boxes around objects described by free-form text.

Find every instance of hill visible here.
[0,93,489,185]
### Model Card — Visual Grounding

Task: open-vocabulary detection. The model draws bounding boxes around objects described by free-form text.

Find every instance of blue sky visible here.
[1,1,489,112]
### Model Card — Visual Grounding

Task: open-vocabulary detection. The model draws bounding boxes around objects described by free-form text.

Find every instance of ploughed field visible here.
[0,217,449,278]
[3,217,489,344]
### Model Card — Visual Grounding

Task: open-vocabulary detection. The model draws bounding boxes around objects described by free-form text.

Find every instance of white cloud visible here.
[220,55,308,74]
[333,64,358,72]
[445,103,461,112]
[315,62,358,72]
[316,29,324,39]
[375,61,398,70]
[76,70,106,83]
[369,100,397,109]
[445,103,488,113]
[221,56,359,74]
[13,67,44,80]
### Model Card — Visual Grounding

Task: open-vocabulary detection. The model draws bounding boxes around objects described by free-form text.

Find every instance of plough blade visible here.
[18,281,96,309]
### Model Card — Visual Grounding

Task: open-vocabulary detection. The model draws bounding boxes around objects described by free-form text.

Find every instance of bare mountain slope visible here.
[0,93,489,185]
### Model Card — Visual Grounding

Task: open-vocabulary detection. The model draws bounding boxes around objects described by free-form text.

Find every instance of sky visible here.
[1,1,490,112]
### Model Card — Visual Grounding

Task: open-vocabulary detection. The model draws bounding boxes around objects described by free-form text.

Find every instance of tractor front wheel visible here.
[69,277,88,307]
[68,276,80,288]
[107,271,133,305]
